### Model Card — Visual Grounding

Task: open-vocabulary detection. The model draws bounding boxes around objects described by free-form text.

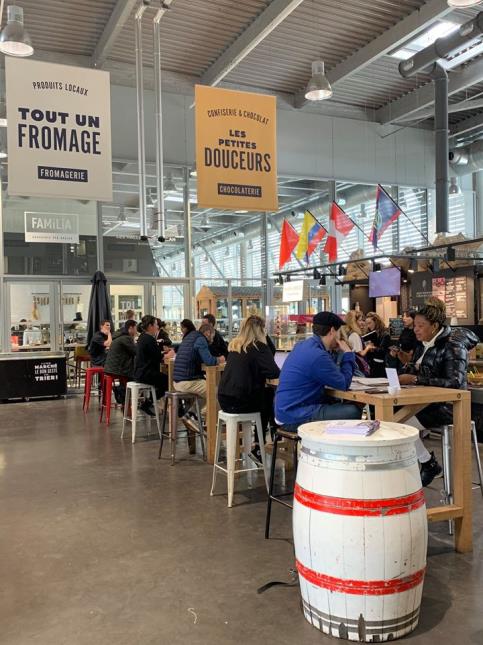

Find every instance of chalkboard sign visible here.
[0,355,66,400]
[389,318,404,339]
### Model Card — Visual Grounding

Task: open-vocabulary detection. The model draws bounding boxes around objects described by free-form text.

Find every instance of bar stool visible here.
[210,411,269,508]
[121,382,161,444]
[99,374,128,426]
[158,391,205,465]
[82,366,104,412]
[431,421,483,535]
[265,427,300,539]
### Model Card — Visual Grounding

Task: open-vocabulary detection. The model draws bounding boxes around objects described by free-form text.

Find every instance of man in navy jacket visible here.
[275,311,361,430]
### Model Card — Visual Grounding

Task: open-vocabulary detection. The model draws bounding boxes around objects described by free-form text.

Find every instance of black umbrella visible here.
[86,271,113,347]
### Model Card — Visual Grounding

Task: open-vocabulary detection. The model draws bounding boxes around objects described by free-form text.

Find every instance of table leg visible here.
[374,401,394,421]
[452,395,473,553]
[205,367,218,464]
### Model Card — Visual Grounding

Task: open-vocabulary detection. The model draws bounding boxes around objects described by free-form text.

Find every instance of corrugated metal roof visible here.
[20,0,118,56]
[109,0,271,75]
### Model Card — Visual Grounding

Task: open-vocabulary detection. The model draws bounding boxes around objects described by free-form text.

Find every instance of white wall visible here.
[110,84,436,188]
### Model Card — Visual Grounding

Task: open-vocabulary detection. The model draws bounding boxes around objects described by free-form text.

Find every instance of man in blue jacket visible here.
[173,322,224,422]
[275,311,361,430]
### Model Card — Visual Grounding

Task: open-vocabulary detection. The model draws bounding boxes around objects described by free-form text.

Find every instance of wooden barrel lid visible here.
[298,420,419,448]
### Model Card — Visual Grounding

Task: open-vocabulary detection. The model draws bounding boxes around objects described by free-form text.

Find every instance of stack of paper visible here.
[325,420,380,436]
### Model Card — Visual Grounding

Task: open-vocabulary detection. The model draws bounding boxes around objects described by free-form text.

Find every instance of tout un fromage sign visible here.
[195,85,278,212]
[6,58,112,201]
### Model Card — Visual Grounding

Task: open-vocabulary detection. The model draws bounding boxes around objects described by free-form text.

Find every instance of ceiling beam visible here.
[377,58,483,125]
[91,0,139,68]
[398,97,483,124]
[295,0,452,108]
[199,0,305,87]
[449,111,483,141]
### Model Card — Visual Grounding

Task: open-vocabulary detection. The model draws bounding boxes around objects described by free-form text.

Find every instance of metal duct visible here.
[450,140,483,175]
[399,12,483,78]
[434,64,449,234]
[135,1,149,239]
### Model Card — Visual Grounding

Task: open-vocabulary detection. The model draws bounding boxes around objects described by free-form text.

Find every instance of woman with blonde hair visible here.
[341,310,363,352]
[218,316,280,456]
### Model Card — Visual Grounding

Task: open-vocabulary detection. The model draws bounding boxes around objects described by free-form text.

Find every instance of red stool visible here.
[100,374,128,426]
[83,367,104,413]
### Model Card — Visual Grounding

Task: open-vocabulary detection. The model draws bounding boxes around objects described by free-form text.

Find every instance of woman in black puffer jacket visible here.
[398,298,478,486]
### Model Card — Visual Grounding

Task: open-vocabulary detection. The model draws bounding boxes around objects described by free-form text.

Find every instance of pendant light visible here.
[447,1,482,7]
[0,5,33,57]
[304,61,332,101]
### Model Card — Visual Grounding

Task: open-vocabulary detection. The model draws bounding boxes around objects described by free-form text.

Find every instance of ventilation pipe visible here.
[135,1,149,239]
[450,140,483,175]
[434,63,449,234]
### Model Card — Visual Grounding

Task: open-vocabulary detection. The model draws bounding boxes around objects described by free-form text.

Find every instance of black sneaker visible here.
[140,399,156,417]
[420,451,443,487]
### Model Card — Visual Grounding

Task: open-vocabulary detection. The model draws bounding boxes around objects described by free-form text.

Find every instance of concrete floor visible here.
[1,396,483,645]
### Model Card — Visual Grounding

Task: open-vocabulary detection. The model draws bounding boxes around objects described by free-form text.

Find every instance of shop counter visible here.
[0,352,67,400]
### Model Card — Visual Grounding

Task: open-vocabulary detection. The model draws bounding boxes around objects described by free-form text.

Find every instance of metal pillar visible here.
[260,212,272,316]
[96,202,104,272]
[240,239,248,286]
[183,166,194,319]
[153,9,166,241]
[474,170,483,237]
[135,3,148,239]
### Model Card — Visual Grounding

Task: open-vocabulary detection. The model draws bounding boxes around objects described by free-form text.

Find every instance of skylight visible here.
[391,21,459,60]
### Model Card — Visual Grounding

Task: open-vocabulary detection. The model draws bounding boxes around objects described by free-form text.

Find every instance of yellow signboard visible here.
[195,85,278,212]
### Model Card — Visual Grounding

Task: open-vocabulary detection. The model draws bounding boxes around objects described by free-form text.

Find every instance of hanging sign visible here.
[282,280,307,302]
[24,211,79,244]
[6,58,112,201]
[195,85,277,211]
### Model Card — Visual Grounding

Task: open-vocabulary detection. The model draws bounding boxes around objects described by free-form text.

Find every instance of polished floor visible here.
[1,396,483,645]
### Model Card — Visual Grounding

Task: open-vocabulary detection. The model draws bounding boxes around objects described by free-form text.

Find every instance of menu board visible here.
[445,278,455,317]
[455,276,468,319]
[389,318,404,339]
[432,277,445,302]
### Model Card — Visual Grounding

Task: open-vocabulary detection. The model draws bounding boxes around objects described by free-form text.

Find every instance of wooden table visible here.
[327,386,472,553]
[203,364,225,464]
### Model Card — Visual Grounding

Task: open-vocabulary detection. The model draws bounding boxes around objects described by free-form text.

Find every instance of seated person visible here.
[387,310,418,370]
[362,312,391,378]
[134,316,168,416]
[173,320,224,429]
[399,297,478,486]
[218,316,280,456]
[88,320,112,366]
[120,309,137,331]
[156,319,173,350]
[275,311,360,431]
[104,320,137,402]
[201,313,228,358]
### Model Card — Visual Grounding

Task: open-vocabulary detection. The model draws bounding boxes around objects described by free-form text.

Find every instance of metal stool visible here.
[210,411,269,508]
[432,421,483,535]
[158,391,205,465]
[121,382,161,444]
[82,366,104,412]
[265,427,300,539]
[100,374,128,426]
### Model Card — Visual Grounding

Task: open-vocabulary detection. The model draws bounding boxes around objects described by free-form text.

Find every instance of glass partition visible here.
[8,282,53,351]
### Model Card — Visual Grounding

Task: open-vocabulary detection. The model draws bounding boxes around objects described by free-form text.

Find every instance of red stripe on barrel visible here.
[296,560,425,596]
[294,483,425,517]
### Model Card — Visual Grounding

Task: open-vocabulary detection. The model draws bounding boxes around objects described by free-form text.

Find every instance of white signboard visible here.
[25,211,79,244]
[282,280,307,302]
[6,58,112,201]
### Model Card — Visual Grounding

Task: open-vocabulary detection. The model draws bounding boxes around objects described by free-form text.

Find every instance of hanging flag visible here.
[323,202,355,262]
[295,210,326,261]
[370,185,402,249]
[278,219,299,270]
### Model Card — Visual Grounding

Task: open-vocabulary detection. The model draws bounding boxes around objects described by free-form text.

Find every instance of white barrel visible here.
[293,421,427,642]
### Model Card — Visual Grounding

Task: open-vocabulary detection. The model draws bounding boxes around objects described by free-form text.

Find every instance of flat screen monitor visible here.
[369,267,401,298]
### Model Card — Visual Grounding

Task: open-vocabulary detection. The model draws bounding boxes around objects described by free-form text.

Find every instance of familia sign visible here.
[24,211,79,244]
[6,58,112,201]
[195,85,277,212]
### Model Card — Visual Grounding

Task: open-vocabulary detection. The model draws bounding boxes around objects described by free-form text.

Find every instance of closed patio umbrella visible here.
[86,271,113,348]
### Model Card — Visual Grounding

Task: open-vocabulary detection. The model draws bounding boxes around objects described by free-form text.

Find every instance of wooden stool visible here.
[82,366,104,412]
[265,427,300,539]
[210,411,269,508]
[158,391,205,465]
[121,382,161,444]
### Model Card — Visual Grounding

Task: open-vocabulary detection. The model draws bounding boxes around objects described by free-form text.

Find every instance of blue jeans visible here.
[283,402,361,433]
